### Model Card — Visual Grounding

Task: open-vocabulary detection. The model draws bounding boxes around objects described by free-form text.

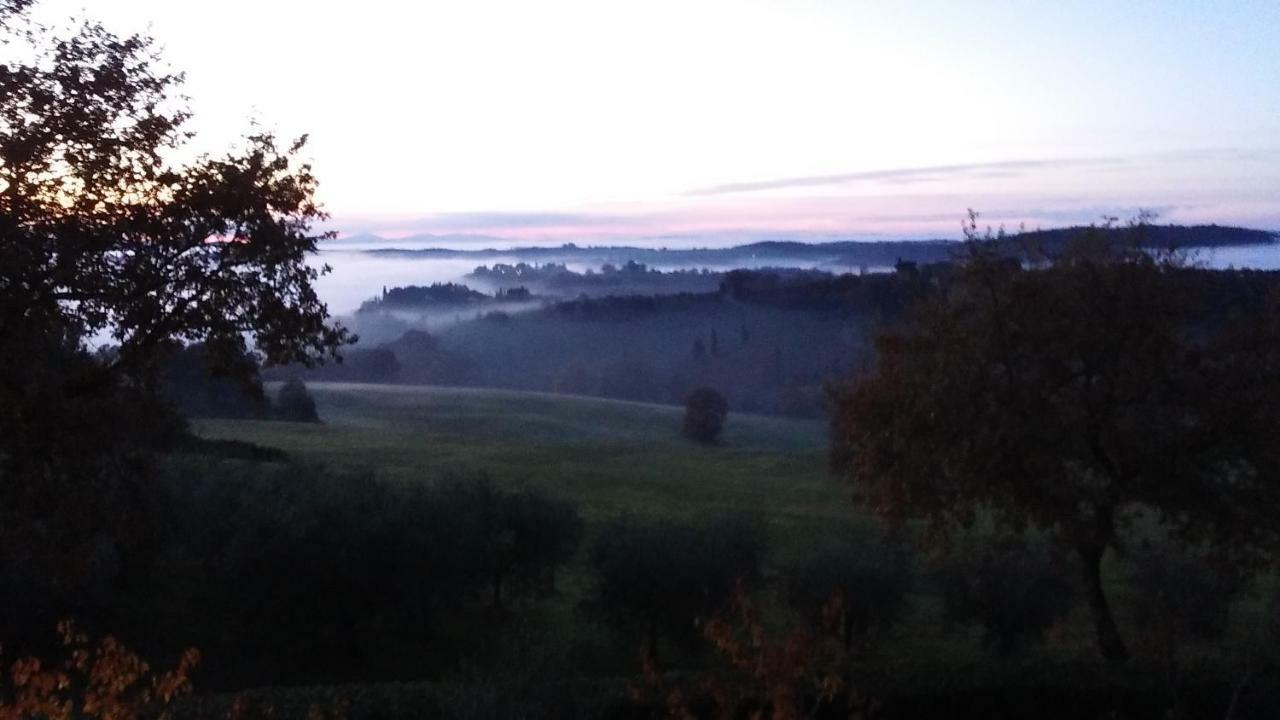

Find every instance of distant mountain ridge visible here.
[1015,224,1278,252]
[343,224,1278,270]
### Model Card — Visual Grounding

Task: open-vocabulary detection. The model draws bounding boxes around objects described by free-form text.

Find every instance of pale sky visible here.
[29,0,1280,242]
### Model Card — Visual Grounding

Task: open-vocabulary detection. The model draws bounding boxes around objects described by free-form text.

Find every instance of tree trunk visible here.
[1079,545,1129,662]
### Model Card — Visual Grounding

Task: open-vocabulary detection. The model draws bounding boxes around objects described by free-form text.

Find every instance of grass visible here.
[194,383,851,533]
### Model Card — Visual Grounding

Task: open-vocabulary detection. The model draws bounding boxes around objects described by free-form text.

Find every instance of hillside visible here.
[193,382,838,527]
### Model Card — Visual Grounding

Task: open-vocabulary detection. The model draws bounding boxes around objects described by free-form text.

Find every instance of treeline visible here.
[1015,222,1277,253]
[468,260,725,297]
[360,282,491,310]
[285,267,922,417]
[159,344,320,422]
[280,263,1280,419]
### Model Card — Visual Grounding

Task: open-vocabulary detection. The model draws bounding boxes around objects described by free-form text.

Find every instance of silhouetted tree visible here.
[683,387,728,443]
[828,218,1280,662]
[275,376,319,422]
[160,343,270,419]
[0,0,350,601]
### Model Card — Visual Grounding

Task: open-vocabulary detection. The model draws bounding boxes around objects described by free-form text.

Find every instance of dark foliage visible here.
[935,539,1076,656]
[471,260,721,297]
[785,532,913,648]
[1129,545,1245,653]
[382,330,475,384]
[171,436,289,462]
[0,1,350,604]
[1013,223,1277,255]
[828,218,1280,661]
[361,282,488,311]
[682,387,728,443]
[587,515,764,663]
[432,481,584,610]
[268,346,401,384]
[159,343,271,419]
[0,460,586,689]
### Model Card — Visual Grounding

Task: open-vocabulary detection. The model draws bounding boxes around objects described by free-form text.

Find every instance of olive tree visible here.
[828,217,1280,661]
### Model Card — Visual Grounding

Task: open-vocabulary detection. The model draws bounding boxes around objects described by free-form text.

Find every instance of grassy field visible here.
[194,383,858,548]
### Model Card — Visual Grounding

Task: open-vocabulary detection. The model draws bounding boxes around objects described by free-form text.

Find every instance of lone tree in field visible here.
[0,1,350,589]
[828,215,1280,662]
[683,387,728,443]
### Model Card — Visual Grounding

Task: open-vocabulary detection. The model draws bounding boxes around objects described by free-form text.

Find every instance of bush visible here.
[587,514,764,662]
[435,481,584,609]
[61,461,589,689]
[275,375,319,422]
[935,538,1075,656]
[1129,545,1244,654]
[682,387,728,443]
[785,531,913,648]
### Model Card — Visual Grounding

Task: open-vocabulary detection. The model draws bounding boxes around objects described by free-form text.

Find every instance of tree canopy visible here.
[828,220,1280,661]
[0,1,350,591]
[683,387,728,443]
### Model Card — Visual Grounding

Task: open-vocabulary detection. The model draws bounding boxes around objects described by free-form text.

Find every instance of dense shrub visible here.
[935,539,1076,655]
[434,481,584,609]
[587,514,763,662]
[51,461,585,689]
[275,376,319,422]
[1129,545,1244,654]
[154,463,455,684]
[785,531,913,648]
[682,387,728,443]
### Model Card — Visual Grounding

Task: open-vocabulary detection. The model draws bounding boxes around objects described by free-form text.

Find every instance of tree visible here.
[275,376,319,422]
[437,481,583,611]
[828,217,1280,662]
[588,515,762,665]
[0,1,350,598]
[160,342,271,419]
[683,387,728,443]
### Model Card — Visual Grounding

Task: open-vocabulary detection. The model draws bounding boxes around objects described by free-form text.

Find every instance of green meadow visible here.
[193,382,853,541]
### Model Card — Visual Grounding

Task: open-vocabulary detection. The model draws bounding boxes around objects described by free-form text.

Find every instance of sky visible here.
[29,0,1280,243]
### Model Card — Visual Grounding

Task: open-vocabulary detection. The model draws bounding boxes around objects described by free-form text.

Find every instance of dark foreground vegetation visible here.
[5,1,1280,718]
